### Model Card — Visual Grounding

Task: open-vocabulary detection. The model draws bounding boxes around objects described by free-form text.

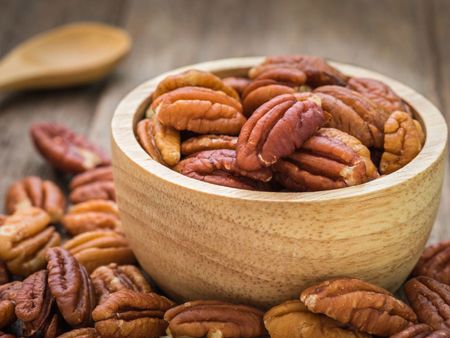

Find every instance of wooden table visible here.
[0,0,448,244]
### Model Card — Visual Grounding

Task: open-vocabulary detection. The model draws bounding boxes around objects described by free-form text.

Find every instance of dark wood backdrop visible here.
[0,0,448,243]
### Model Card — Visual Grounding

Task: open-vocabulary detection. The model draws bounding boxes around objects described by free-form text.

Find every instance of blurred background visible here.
[0,0,449,240]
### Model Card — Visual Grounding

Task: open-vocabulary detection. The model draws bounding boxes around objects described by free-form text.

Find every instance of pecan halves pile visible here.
[92,289,175,338]
[300,278,417,336]
[0,208,60,276]
[264,300,370,338]
[46,248,96,328]
[164,300,267,338]
[91,263,152,304]
[69,166,115,204]
[392,324,450,338]
[62,200,121,236]
[57,328,99,338]
[380,111,425,174]
[404,277,450,331]
[30,123,110,174]
[236,93,324,171]
[5,176,65,222]
[412,240,450,285]
[181,134,237,156]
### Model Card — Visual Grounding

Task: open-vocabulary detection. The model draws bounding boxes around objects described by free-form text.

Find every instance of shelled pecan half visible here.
[69,166,115,204]
[300,278,417,336]
[412,240,450,285]
[0,263,8,286]
[223,77,251,97]
[181,134,237,156]
[57,328,99,338]
[392,324,450,338]
[0,281,22,330]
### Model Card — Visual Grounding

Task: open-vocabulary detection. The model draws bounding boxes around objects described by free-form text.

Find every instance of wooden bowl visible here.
[111,57,447,308]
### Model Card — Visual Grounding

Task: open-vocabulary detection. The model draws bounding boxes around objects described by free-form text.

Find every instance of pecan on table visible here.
[0,262,8,286]
[46,248,96,328]
[405,276,450,331]
[0,281,22,330]
[314,85,390,148]
[236,93,324,171]
[92,289,175,338]
[174,149,272,190]
[347,77,412,115]
[62,200,121,236]
[264,300,370,338]
[69,166,115,204]
[164,300,267,338]
[30,123,110,174]
[5,176,65,222]
[222,77,251,97]
[300,278,417,336]
[57,328,99,338]
[392,324,450,338]
[412,240,450,285]
[63,230,136,273]
[273,128,379,191]
[380,111,425,174]
[181,134,237,156]
[0,208,60,276]
[91,263,152,304]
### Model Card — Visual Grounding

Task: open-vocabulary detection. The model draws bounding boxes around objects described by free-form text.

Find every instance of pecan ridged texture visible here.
[300,278,417,336]
[264,300,370,338]
[222,76,251,97]
[0,281,22,330]
[69,166,115,204]
[92,289,175,338]
[30,123,110,174]
[181,134,237,156]
[57,328,99,338]
[273,128,379,191]
[392,324,450,338]
[5,176,65,222]
[91,263,152,304]
[405,276,450,331]
[0,208,60,276]
[164,300,267,338]
[62,200,121,236]
[46,248,96,328]
[412,240,450,285]
[175,149,272,190]
[236,93,325,171]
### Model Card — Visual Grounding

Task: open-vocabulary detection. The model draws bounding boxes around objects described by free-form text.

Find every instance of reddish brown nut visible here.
[0,331,14,338]
[69,166,115,204]
[405,277,450,331]
[91,263,152,304]
[92,289,175,338]
[392,324,450,338]
[300,278,417,336]
[0,281,22,330]
[0,208,60,276]
[5,176,65,222]
[412,240,450,285]
[62,200,121,236]
[57,328,99,338]
[348,77,412,115]
[273,128,378,191]
[63,230,136,273]
[46,247,96,328]
[380,111,425,174]
[236,93,324,171]
[181,134,238,156]
[314,85,390,148]
[0,263,8,286]
[264,300,370,338]
[249,55,348,87]
[222,77,251,97]
[175,149,272,190]
[30,123,110,174]
[164,300,267,338]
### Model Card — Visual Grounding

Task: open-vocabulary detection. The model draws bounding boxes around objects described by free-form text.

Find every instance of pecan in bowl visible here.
[412,240,450,285]
[222,77,251,97]
[69,166,115,204]
[392,324,450,338]
[181,134,237,156]
[57,328,99,338]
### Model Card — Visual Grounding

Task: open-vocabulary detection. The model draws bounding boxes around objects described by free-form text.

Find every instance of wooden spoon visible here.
[0,22,131,91]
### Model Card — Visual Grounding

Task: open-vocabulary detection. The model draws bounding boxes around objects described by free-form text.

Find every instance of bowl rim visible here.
[111,56,448,202]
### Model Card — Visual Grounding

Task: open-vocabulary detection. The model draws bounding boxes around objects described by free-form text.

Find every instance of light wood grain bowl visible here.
[111,57,447,308]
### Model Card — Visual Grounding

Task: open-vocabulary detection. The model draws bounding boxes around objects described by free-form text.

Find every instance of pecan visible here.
[0,332,14,338]
[347,77,412,115]
[92,289,175,338]
[249,55,348,87]
[69,166,115,204]
[0,262,8,286]
[181,134,237,156]
[151,87,246,135]
[392,324,450,338]
[264,300,370,338]
[222,77,251,97]
[5,176,65,222]
[46,247,96,328]
[412,240,450,285]
[0,281,22,330]
[405,277,450,330]
[30,123,110,174]
[63,230,136,273]
[380,111,425,174]
[0,208,60,276]
[175,149,272,190]
[236,93,324,171]
[300,278,417,336]
[314,85,390,148]
[0,216,4,226]
[91,263,152,304]
[57,328,99,338]
[274,128,378,191]
[62,200,121,236]
[164,300,266,338]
